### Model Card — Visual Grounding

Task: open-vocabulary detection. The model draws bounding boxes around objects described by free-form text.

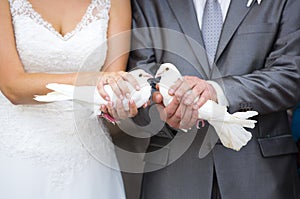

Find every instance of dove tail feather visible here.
[212,121,252,151]
[226,110,258,128]
[222,117,257,129]
[232,111,258,119]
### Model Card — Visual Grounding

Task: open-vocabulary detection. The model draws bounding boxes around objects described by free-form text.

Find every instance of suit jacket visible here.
[128,0,300,198]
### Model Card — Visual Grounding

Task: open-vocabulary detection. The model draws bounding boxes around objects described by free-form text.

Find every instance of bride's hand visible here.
[97,71,142,121]
[100,98,139,121]
[97,71,140,101]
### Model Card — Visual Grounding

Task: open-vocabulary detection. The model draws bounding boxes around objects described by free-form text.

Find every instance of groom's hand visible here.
[153,76,217,130]
[153,91,198,129]
[170,76,218,129]
[169,76,218,109]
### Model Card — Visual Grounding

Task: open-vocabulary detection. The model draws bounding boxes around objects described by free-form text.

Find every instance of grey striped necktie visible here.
[202,0,223,66]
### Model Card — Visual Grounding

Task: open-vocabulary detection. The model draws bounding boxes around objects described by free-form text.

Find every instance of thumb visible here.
[152,91,163,104]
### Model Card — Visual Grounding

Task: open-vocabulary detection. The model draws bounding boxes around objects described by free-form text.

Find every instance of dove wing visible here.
[34,91,73,102]
[34,82,151,109]
[34,83,108,105]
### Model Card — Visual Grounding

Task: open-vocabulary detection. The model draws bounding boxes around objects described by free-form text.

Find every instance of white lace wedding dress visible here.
[0,0,126,198]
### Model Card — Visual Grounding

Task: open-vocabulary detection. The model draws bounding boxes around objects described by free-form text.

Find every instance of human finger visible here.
[108,77,124,100]
[128,99,138,117]
[121,72,141,91]
[164,97,182,128]
[179,104,192,129]
[164,96,180,118]
[116,78,131,99]
[115,99,128,119]
[194,90,210,109]
[97,78,110,101]
[152,91,164,105]
[100,105,108,114]
[107,101,118,119]
[181,107,198,130]
[168,78,183,96]
[166,101,184,129]
[173,77,196,101]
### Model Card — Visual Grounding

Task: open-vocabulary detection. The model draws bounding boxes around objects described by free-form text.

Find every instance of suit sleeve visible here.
[128,0,181,138]
[214,0,300,114]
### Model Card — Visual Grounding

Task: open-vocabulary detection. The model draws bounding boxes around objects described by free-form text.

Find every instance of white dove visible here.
[34,69,153,112]
[155,63,258,151]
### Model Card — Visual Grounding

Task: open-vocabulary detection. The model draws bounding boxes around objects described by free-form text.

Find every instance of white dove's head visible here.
[155,63,183,106]
[129,69,153,87]
[127,69,152,108]
[155,63,181,78]
[155,63,182,86]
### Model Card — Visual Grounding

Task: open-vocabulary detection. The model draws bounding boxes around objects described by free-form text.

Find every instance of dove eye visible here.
[139,74,142,77]
[166,67,169,71]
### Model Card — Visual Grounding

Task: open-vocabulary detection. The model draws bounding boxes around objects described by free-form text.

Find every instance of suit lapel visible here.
[167,0,210,79]
[215,0,253,62]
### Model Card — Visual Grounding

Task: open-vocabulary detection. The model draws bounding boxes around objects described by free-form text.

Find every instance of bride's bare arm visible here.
[0,0,134,105]
[97,0,135,99]
[0,1,99,105]
[98,0,141,119]
[102,0,131,72]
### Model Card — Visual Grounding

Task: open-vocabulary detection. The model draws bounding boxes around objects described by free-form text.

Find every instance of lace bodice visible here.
[0,0,116,189]
[8,0,109,73]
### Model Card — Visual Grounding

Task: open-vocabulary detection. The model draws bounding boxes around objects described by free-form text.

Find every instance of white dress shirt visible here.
[193,0,231,106]
[193,0,231,28]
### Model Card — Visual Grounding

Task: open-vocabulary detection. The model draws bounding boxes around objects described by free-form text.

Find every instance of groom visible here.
[127,0,300,198]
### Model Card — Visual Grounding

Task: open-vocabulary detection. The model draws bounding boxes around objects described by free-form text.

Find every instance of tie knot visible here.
[206,0,220,6]
[202,0,223,66]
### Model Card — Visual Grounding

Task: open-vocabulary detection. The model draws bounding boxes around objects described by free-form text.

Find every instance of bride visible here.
[0,0,139,198]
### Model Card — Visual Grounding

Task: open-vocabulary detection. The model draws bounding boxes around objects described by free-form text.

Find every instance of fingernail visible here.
[193,104,198,109]
[119,95,124,100]
[136,85,140,90]
[105,96,110,101]
[169,89,174,95]
[126,93,131,99]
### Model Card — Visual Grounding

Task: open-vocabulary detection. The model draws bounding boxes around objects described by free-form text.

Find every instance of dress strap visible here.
[8,0,35,18]
[87,0,111,21]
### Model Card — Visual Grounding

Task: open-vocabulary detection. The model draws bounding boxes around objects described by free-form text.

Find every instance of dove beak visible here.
[155,71,163,78]
[144,73,154,78]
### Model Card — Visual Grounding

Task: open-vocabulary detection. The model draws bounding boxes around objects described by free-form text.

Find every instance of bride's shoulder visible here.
[7,0,25,8]
[94,0,111,8]
[0,0,15,14]
[85,0,110,23]
[6,0,29,16]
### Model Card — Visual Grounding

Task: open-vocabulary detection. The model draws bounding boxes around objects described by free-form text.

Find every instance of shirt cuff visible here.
[206,80,229,107]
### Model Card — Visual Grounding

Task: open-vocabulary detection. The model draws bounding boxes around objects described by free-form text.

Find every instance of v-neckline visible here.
[24,0,94,41]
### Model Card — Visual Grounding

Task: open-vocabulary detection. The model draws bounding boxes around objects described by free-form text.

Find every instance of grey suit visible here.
[128,0,300,198]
